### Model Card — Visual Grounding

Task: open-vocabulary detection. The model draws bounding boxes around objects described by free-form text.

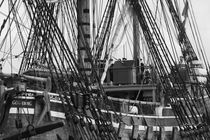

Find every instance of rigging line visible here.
[158,72,185,127]
[43,39,76,91]
[122,79,146,119]
[8,0,12,74]
[60,3,65,64]
[163,0,206,121]
[0,8,30,30]
[188,1,209,68]
[33,1,117,137]
[132,1,167,91]
[111,25,127,51]
[144,0,181,81]
[163,3,180,62]
[99,2,117,59]
[18,6,37,74]
[158,2,179,44]
[33,1,89,95]
[3,59,19,72]
[0,28,27,62]
[160,0,179,62]
[189,8,209,69]
[166,0,198,61]
[143,0,199,125]
[111,2,128,36]
[66,0,77,29]
[63,1,78,53]
[0,50,22,58]
[95,0,117,61]
[77,25,120,128]
[153,0,160,20]
[2,36,20,60]
[63,1,78,49]
[140,1,173,75]
[138,22,152,60]
[116,2,134,57]
[111,1,119,27]
[121,5,136,57]
[14,1,31,37]
[188,14,201,59]
[0,0,4,7]
[183,1,202,61]
[91,0,112,52]
[144,11,171,76]
[24,3,53,71]
[72,10,122,130]
[32,30,75,103]
[63,20,77,56]
[46,39,85,95]
[174,0,181,19]
[42,50,71,114]
[99,0,103,22]
[0,13,16,51]
[46,0,64,3]
[10,0,26,51]
[0,0,18,35]
[22,0,33,22]
[20,38,33,71]
[97,0,103,25]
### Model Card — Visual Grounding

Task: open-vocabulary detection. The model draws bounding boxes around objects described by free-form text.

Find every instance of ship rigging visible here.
[0,0,209,140]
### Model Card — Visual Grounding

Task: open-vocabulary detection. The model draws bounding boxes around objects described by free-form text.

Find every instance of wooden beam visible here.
[145,126,153,140]
[117,122,125,138]
[172,127,179,140]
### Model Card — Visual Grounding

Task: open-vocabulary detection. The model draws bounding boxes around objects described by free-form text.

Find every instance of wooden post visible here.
[158,126,165,140]
[77,0,92,78]
[132,5,140,85]
[145,126,153,140]
[117,122,125,138]
[172,127,179,140]
[152,89,156,102]
[131,125,139,139]
[0,80,4,97]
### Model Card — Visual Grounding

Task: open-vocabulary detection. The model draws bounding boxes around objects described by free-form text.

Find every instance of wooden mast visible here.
[133,7,140,84]
[77,0,92,77]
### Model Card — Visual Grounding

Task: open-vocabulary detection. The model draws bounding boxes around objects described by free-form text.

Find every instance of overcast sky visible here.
[0,0,210,73]
[191,0,210,60]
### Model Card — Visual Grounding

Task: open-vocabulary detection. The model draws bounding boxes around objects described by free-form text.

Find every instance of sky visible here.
[191,0,210,61]
[0,0,210,73]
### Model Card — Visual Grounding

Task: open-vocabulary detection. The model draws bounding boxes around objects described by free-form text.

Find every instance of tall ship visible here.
[0,0,209,139]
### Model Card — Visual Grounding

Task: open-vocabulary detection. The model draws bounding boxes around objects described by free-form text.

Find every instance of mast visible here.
[77,0,92,77]
[133,7,140,84]
[165,0,198,62]
[133,9,140,62]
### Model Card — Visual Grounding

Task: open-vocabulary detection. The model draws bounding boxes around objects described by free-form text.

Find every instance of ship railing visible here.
[93,95,160,116]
